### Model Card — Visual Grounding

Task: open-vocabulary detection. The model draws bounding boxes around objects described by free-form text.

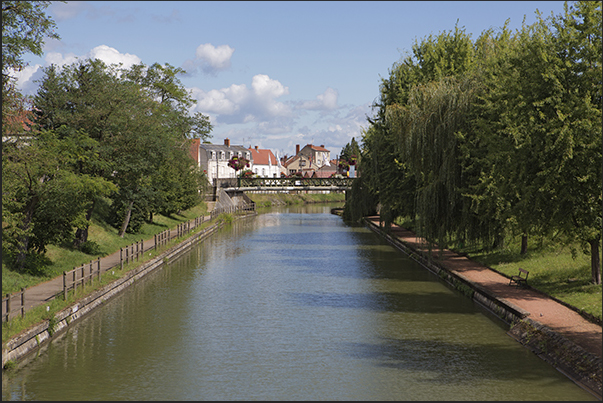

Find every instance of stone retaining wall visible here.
[364,218,602,400]
[2,214,254,369]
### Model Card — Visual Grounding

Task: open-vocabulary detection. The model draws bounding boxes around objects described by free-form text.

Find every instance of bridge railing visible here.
[235,177,354,188]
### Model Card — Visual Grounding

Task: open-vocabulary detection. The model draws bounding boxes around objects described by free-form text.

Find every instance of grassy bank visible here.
[468,242,601,322]
[392,217,602,322]
[2,193,343,344]
[247,191,346,208]
[2,202,208,295]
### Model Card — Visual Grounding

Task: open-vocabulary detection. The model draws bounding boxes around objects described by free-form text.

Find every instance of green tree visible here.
[2,0,60,117]
[2,128,115,272]
[473,1,601,283]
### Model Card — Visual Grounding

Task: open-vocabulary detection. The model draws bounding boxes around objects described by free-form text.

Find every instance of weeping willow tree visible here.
[384,76,491,250]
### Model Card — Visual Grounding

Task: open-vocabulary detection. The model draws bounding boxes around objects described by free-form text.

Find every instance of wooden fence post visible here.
[63,271,67,300]
[120,248,124,270]
[6,293,10,322]
[97,258,101,281]
[20,288,25,318]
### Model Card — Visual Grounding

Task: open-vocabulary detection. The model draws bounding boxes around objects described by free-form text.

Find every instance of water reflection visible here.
[2,206,596,401]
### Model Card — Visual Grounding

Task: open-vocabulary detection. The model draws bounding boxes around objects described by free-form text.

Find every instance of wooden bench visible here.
[509,268,529,287]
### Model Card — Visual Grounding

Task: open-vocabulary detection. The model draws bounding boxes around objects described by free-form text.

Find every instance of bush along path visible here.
[364,216,602,399]
[2,206,258,368]
[2,204,255,325]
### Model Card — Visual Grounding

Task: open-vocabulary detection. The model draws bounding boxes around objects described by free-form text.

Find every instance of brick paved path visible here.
[365,216,602,359]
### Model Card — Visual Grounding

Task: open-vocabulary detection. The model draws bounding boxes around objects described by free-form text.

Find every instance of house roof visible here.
[248,147,276,166]
[283,154,300,167]
[313,170,334,178]
[302,144,329,152]
[4,109,34,134]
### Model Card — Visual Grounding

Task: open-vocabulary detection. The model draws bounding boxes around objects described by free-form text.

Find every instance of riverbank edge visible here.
[1,212,256,370]
[363,217,602,400]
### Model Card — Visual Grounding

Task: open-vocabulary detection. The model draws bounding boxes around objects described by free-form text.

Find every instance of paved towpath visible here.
[365,216,602,359]
[3,214,213,316]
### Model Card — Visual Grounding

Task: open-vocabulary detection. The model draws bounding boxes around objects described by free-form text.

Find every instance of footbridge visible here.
[215,177,355,193]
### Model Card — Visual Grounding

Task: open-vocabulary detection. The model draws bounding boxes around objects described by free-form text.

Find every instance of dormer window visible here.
[220,151,225,160]
[211,151,216,160]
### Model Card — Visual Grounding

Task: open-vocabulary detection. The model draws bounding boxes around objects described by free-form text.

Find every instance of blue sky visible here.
[16,1,567,157]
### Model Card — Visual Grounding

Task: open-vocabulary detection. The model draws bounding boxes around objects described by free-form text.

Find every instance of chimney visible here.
[224,138,230,147]
[320,144,324,148]
[255,145,259,151]
[296,144,300,155]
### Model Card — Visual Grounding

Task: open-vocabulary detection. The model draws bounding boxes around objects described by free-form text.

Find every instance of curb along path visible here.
[3,214,212,318]
[2,209,257,369]
[365,216,602,399]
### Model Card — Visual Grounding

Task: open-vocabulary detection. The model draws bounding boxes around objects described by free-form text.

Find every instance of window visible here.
[220,151,225,160]
[211,151,216,160]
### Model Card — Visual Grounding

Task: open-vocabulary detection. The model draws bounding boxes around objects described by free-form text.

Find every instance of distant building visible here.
[190,138,252,184]
[283,144,331,177]
[248,146,280,178]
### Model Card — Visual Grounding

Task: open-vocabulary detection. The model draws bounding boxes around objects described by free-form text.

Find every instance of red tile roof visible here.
[307,144,329,152]
[248,147,276,165]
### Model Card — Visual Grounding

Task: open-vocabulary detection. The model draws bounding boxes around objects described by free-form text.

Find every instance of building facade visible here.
[248,146,280,178]
[190,138,252,184]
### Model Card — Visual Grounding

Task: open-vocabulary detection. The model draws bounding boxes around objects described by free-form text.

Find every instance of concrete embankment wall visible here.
[2,214,254,368]
[364,218,602,400]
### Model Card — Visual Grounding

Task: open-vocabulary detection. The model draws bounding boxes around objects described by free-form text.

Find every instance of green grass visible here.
[2,203,208,295]
[392,216,601,321]
[469,241,601,321]
[248,192,345,207]
[2,208,218,344]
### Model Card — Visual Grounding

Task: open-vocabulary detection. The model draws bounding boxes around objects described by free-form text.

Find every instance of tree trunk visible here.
[590,239,601,285]
[520,234,528,254]
[13,195,39,271]
[118,200,134,238]
[73,201,96,249]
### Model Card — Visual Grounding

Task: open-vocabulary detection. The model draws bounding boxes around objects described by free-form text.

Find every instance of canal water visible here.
[2,205,595,400]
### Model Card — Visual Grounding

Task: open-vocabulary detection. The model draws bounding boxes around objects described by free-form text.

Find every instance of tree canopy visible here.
[345,1,601,284]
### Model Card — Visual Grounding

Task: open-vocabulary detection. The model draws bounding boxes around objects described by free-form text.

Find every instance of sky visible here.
[15,1,568,158]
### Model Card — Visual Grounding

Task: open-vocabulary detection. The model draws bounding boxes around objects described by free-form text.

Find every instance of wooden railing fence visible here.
[3,202,256,321]
[63,258,102,300]
[120,239,144,270]
[2,288,25,322]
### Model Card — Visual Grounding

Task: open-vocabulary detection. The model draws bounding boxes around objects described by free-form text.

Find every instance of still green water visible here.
[2,205,595,400]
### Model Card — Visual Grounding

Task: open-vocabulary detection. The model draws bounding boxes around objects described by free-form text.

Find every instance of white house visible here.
[248,146,280,178]
[190,138,252,184]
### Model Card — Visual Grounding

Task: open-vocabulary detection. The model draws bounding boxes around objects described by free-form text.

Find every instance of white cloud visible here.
[191,74,291,124]
[252,74,289,98]
[86,45,142,68]
[12,45,142,95]
[298,87,339,111]
[44,45,141,69]
[12,64,45,95]
[182,43,234,76]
